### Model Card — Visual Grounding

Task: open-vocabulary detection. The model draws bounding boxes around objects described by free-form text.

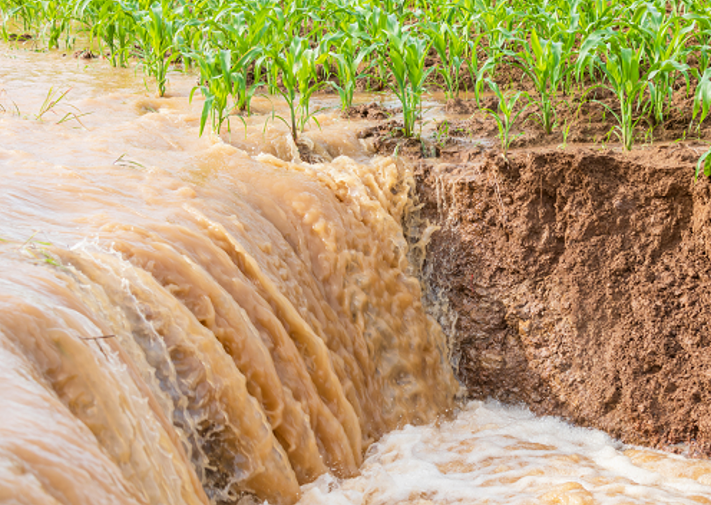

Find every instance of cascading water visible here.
[2,47,711,505]
[0,49,456,504]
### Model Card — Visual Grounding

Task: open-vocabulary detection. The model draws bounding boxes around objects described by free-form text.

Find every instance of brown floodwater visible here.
[0,47,456,505]
[0,46,709,505]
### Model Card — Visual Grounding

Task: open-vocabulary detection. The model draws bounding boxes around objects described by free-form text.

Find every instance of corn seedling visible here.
[631,5,693,124]
[0,4,22,41]
[435,119,450,148]
[515,28,568,134]
[475,0,521,62]
[91,3,135,67]
[208,43,262,126]
[127,1,183,96]
[693,67,711,130]
[327,29,375,110]
[558,119,571,149]
[191,49,238,135]
[384,15,433,137]
[263,36,327,141]
[580,37,649,151]
[353,6,391,89]
[37,0,72,49]
[427,22,470,99]
[483,79,530,156]
[602,45,650,150]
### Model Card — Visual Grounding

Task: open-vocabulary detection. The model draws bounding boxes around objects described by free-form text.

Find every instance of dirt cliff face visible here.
[415,145,711,457]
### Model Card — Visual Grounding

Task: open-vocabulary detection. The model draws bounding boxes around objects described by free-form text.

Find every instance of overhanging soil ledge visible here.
[414,145,711,457]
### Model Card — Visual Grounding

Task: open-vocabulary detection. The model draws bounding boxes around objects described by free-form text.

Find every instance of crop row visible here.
[2,0,711,172]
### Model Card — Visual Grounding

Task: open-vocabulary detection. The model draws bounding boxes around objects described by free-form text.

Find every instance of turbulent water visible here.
[300,401,711,505]
[0,48,456,504]
[0,47,710,505]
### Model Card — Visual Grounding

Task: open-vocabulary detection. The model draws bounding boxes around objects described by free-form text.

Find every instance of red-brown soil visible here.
[438,89,711,151]
[336,79,711,458]
[357,119,442,159]
[412,145,711,457]
[344,102,393,120]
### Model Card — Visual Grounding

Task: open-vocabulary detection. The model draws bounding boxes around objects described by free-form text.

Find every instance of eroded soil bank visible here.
[413,145,711,457]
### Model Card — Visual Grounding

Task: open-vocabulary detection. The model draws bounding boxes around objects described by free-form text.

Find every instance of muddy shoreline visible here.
[405,142,711,457]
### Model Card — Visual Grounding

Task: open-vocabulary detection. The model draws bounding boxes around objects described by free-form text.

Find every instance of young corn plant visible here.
[696,146,711,180]
[264,36,328,142]
[427,22,470,99]
[578,33,649,151]
[196,10,267,115]
[1,0,40,36]
[461,19,489,105]
[0,4,23,42]
[204,6,270,74]
[515,28,568,134]
[37,0,72,49]
[596,44,649,150]
[91,3,135,67]
[474,0,521,69]
[128,1,183,96]
[522,1,569,42]
[483,79,530,157]
[353,5,390,89]
[257,4,311,95]
[685,4,711,71]
[327,28,375,110]
[190,47,261,136]
[549,4,585,95]
[693,67,711,131]
[631,6,693,124]
[647,59,689,125]
[383,15,433,137]
[575,0,624,38]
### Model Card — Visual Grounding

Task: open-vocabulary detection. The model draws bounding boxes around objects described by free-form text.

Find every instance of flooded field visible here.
[1,46,710,505]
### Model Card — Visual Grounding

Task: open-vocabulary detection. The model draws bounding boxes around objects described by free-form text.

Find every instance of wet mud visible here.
[343,102,393,120]
[436,88,711,151]
[411,144,711,457]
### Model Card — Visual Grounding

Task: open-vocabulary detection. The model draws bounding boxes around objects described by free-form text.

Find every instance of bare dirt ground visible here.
[415,144,711,457]
[440,89,711,150]
[351,100,711,458]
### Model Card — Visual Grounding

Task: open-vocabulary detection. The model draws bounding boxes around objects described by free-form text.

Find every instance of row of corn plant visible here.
[3,0,711,159]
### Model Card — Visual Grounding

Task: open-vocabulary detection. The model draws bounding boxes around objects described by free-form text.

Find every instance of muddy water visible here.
[0,48,455,505]
[0,47,709,505]
[301,401,711,505]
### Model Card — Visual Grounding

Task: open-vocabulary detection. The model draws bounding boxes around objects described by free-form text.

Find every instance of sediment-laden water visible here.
[0,48,456,504]
[300,401,711,505]
[0,47,709,505]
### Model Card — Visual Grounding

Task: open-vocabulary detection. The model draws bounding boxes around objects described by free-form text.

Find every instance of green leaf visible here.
[199,93,214,136]
[696,147,711,180]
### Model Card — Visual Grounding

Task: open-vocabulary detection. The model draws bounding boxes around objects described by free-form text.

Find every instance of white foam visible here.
[296,400,711,505]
